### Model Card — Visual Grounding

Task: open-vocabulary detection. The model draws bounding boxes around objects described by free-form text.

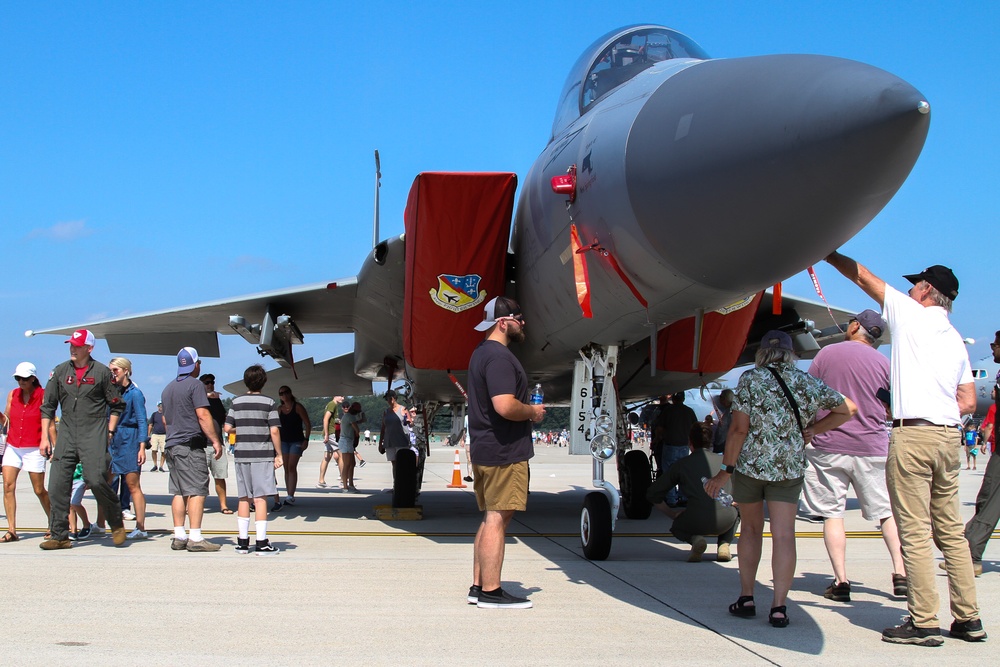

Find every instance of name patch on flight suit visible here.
[80,377,95,385]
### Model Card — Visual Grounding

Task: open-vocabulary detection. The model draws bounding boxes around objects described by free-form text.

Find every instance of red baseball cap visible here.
[65,329,95,347]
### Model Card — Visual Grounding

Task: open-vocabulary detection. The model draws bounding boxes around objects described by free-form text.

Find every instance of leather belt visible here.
[891,418,941,428]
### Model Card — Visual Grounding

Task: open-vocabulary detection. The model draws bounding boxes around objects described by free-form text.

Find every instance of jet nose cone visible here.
[626,54,929,292]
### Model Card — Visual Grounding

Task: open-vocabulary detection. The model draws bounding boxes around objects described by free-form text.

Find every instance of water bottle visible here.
[702,476,734,507]
[530,383,544,405]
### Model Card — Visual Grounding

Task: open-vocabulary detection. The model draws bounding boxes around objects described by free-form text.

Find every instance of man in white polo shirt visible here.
[826,252,984,646]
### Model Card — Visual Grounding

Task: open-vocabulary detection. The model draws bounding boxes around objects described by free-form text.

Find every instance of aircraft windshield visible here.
[582,28,708,109]
[551,26,708,139]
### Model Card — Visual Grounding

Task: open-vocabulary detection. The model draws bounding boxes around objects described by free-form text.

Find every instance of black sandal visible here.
[729,595,756,617]
[0,531,19,543]
[769,605,789,628]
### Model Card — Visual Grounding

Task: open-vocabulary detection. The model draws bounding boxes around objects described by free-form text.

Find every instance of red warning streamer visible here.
[569,224,593,318]
[807,265,845,331]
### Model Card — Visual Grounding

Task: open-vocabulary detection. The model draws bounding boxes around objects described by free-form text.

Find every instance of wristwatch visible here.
[108,430,116,436]
[720,463,736,474]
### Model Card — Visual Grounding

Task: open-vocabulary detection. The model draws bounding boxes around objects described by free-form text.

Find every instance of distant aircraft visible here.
[29,24,930,559]
[971,358,999,420]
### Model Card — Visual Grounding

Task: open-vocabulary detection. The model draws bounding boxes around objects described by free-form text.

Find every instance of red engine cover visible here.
[403,172,517,370]
[657,292,764,373]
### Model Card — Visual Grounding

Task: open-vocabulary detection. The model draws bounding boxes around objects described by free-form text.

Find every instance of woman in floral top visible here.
[706,330,856,628]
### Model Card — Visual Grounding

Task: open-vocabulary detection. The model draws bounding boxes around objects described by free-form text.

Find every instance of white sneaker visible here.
[90,524,106,535]
[122,510,136,521]
[127,528,148,540]
[348,485,359,494]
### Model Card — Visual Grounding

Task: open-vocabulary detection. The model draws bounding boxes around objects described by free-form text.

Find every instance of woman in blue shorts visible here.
[277,386,311,506]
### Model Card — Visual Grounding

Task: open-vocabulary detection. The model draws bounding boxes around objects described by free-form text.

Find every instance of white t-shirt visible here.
[882,285,972,426]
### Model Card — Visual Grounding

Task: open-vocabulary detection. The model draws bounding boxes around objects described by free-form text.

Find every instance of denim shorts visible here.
[281,441,305,457]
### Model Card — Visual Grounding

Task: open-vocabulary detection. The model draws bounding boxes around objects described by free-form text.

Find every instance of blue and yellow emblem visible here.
[430,274,486,313]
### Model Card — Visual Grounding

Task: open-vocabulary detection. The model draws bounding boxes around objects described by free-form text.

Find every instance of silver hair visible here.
[925,283,953,312]
[755,346,797,367]
[856,327,878,346]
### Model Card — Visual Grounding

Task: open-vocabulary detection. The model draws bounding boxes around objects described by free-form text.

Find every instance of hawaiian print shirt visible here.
[733,362,844,481]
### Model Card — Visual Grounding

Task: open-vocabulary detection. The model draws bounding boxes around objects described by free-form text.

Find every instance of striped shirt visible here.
[225,394,280,461]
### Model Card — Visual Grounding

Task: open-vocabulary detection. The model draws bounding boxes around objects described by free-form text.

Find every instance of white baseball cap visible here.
[13,362,37,379]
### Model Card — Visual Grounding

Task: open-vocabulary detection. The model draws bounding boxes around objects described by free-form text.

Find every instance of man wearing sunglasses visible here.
[466,296,545,609]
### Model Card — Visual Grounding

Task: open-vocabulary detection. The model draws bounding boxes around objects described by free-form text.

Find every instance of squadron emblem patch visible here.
[430,274,486,313]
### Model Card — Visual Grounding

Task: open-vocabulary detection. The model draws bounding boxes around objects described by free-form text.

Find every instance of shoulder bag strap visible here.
[766,367,805,434]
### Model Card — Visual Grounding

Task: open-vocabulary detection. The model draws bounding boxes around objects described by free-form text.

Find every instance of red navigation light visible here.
[550,164,577,203]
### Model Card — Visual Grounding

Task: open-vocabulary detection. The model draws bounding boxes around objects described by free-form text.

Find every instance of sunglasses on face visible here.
[15,376,32,382]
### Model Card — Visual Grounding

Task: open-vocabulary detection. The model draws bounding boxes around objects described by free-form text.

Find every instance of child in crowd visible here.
[68,463,93,541]
[224,364,283,555]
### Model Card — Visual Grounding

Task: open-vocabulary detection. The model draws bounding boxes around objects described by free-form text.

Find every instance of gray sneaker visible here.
[170,537,189,551]
[186,539,222,552]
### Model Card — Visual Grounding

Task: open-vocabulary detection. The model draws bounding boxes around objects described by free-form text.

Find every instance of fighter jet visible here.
[29,24,930,559]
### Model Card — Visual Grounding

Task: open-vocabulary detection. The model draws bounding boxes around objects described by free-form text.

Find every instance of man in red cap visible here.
[39,329,128,549]
[825,253,984,646]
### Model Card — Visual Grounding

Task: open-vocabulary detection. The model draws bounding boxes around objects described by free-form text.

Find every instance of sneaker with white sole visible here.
[255,539,279,555]
[882,617,943,646]
[90,524,106,535]
[358,460,367,468]
[77,524,93,540]
[122,510,136,521]
[467,585,482,604]
[127,528,148,540]
[235,537,251,555]
[477,588,532,609]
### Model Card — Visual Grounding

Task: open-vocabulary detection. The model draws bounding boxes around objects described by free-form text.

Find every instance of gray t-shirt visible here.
[226,394,280,461]
[161,375,210,448]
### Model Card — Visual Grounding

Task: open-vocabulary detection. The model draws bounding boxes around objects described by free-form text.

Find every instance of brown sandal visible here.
[1,531,19,542]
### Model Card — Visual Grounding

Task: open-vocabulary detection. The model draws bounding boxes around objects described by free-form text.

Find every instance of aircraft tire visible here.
[393,449,418,508]
[581,492,613,561]
[619,450,653,520]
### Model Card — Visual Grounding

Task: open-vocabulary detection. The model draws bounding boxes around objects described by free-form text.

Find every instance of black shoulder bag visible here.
[766,367,805,436]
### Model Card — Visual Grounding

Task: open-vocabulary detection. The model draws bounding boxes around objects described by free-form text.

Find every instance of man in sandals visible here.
[800,309,907,601]
[826,253,985,646]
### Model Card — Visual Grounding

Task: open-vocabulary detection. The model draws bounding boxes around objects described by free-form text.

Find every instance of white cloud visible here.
[27,220,94,242]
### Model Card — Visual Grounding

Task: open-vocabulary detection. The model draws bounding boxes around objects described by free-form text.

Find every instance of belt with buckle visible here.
[891,418,941,428]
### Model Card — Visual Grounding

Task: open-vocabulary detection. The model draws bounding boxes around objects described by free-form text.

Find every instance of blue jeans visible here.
[661,445,689,505]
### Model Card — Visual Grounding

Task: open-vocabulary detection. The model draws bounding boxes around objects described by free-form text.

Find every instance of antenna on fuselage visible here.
[372,149,381,249]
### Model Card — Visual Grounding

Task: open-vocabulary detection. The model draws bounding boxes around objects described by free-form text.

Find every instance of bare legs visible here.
[318,450,333,485]
[734,500,797,618]
[124,471,145,530]
[473,509,515,590]
[2,466,51,537]
[340,453,356,490]
[824,515,906,583]
[283,453,301,498]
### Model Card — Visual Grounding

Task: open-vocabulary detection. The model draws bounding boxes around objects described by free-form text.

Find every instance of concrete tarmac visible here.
[2,442,996,666]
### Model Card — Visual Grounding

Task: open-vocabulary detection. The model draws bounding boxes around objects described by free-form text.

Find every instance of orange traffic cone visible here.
[447,449,467,488]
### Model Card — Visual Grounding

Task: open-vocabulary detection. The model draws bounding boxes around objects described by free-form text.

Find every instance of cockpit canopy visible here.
[551,25,709,140]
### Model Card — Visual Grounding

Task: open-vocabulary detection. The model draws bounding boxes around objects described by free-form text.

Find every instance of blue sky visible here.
[2,2,997,401]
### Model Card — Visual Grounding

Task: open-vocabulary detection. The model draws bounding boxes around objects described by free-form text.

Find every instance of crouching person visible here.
[647,423,739,562]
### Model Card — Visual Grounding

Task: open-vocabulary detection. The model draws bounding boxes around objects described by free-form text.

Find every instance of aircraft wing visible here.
[222,354,373,400]
[28,278,360,357]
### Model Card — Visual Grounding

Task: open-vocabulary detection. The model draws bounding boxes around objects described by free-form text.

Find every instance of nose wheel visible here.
[580,491,613,560]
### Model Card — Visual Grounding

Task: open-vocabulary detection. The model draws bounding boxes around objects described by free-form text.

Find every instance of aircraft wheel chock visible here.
[581,491,613,561]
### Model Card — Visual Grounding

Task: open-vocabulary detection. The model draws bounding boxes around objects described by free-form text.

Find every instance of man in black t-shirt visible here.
[467,296,545,609]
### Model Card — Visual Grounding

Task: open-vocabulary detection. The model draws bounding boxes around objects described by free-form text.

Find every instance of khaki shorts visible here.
[800,447,892,521]
[149,433,166,455]
[473,461,529,512]
[732,471,803,505]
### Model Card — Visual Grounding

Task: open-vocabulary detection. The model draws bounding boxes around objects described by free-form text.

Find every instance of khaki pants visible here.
[887,425,979,627]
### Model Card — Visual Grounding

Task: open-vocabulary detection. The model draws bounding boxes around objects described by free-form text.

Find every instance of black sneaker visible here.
[270,500,283,512]
[255,540,280,555]
[892,574,907,598]
[467,585,482,604]
[235,538,250,555]
[477,588,532,609]
[949,618,988,642]
[824,580,851,602]
[799,514,825,524]
[882,618,943,646]
[77,524,92,541]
